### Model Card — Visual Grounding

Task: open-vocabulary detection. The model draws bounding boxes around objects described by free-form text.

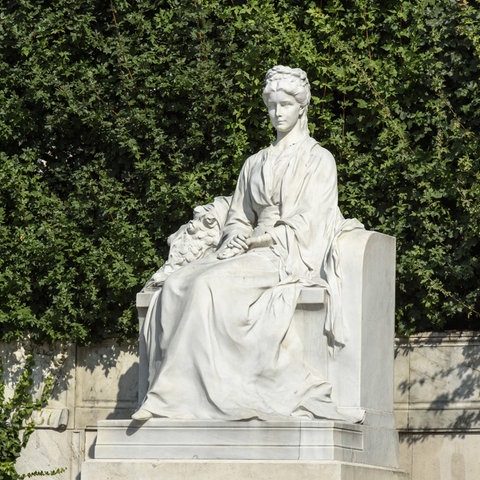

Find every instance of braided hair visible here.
[262,65,311,108]
[262,66,311,133]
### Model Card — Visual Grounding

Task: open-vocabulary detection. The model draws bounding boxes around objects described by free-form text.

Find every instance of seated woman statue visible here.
[133,65,353,421]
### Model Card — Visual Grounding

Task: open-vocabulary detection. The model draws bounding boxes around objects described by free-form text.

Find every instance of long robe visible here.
[140,136,348,420]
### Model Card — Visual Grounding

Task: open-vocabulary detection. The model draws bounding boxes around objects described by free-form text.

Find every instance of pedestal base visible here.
[81,459,408,480]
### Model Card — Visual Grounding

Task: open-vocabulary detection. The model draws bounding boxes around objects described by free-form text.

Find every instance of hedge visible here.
[0,0,479,343]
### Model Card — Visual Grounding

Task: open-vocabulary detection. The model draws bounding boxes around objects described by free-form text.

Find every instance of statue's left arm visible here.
[272,142,340,280]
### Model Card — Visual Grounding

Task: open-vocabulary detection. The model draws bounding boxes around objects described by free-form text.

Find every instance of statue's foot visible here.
[131,409,153,421]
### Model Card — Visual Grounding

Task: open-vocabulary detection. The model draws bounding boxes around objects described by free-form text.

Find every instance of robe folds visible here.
[140,136,356,420]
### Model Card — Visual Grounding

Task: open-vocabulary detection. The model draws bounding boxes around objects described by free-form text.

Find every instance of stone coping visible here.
[396,331,480,345]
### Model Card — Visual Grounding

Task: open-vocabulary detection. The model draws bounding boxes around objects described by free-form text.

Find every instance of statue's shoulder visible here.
[242,146,269,169]
[304,138,336,166]
[251,145,270,159]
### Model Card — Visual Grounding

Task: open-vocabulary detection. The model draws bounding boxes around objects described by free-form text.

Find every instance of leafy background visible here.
[1,0,479,343]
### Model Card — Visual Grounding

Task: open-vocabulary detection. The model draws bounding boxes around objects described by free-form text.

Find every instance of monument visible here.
[82,66,407,479]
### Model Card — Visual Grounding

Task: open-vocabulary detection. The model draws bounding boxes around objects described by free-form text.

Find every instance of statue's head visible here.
[262,66,311,134]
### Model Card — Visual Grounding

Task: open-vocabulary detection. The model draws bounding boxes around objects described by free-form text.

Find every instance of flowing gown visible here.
[140,136,347,420]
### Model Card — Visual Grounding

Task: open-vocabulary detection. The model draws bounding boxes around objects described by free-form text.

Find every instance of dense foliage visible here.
[0,0,479,342]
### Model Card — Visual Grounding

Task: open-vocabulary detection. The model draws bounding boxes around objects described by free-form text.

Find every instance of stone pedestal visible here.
[81,419,407,480]
[81,230,406,479]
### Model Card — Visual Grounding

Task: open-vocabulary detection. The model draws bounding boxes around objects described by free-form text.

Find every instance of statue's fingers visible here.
[231,237,248,250]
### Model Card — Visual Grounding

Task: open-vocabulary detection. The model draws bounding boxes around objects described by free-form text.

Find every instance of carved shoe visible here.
[131,409,153,421]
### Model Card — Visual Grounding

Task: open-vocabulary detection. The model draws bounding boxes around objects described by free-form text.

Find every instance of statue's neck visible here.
[273,128,308,151]
[272,115,308,151]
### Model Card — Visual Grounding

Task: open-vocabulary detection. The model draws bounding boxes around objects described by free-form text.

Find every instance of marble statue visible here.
[132,65,362,422]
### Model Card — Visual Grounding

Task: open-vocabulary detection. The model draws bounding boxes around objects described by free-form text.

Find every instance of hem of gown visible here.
[133,401,364,424]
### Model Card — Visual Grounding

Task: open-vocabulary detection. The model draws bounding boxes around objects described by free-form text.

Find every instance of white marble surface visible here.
[328,229,396,415]
[137,229,397,428]
[91,418,400,469]
[94,419,362,461]
[1,342,76,428]
[135,66,366,422]
[81,459,408,480]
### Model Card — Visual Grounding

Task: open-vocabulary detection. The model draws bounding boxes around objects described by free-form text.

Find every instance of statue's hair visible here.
[262,65,311,108]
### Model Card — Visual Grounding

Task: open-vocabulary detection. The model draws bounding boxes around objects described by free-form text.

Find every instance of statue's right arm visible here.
[217,156,256,258]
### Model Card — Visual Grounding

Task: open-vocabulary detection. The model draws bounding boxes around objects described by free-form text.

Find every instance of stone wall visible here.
[394,332,480,480]
[2,331,479,480]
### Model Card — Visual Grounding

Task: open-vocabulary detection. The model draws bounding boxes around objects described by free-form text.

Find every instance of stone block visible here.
[74,340,138,427]
[1,342,76,429]
[15,429,73,480]
[92,419,400,468]
[394,332,480,432]
[81,459,408,480]
[399,432,480,480]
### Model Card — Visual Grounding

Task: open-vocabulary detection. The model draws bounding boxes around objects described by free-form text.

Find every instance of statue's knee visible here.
[189,271,215,295]
[162,274,180,297]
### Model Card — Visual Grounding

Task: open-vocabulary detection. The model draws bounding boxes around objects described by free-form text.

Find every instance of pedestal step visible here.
[81,419,408,479]
[88,418,402,467]
[94,419,364,461]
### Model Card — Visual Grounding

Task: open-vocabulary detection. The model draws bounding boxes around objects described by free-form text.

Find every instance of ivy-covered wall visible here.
[1,0,479,343]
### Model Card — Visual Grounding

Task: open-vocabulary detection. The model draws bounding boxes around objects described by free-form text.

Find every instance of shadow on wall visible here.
[106,361,139,419]
[74,339,139,419]
[1,342,74,405]
[395,331,480,445]
[1,339,140,407]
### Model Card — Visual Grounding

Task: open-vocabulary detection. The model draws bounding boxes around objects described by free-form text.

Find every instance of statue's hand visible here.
[217,233,249,260]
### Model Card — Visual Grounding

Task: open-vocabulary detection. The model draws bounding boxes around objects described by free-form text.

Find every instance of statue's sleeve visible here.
[219,155,256,244]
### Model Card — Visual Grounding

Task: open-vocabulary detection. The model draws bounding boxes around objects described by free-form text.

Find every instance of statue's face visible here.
[265,89,303,134]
